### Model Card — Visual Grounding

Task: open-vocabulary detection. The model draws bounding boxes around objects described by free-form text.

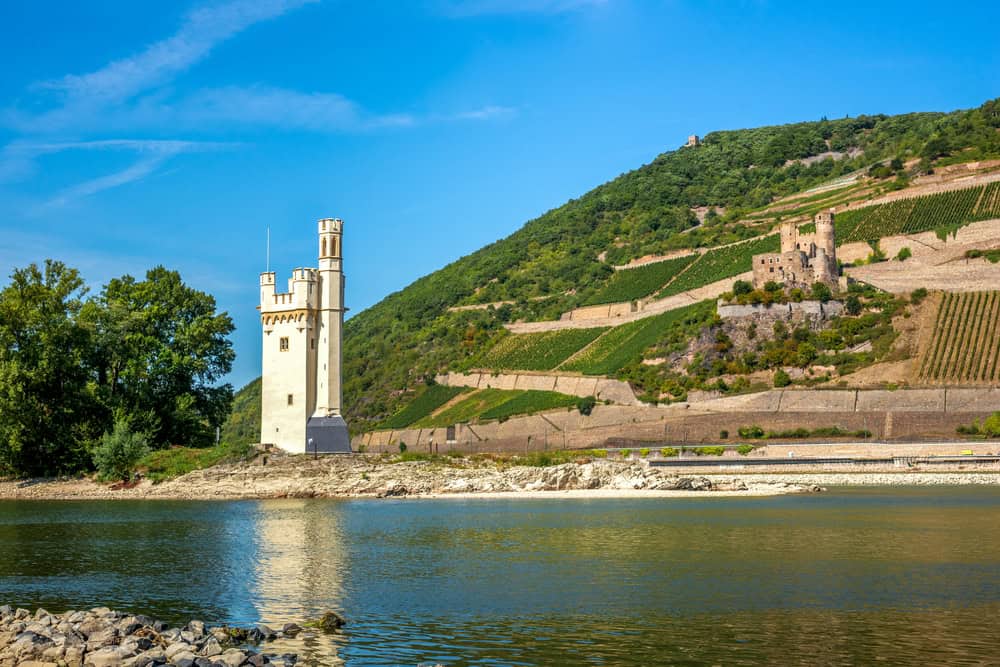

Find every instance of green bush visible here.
[736,444,755,455]
[639,448,650,458]
[660,447,678,457]
[738,425,765,439]
[910,287,928,304]
[92,419,150,482]
[896,246,912,262]
[693,446,725,456]
[399,442,407,453]
[577,395,597,416]
[773,369,792,387]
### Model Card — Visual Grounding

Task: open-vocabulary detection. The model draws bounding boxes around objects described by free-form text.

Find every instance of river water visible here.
[2,487,999,665]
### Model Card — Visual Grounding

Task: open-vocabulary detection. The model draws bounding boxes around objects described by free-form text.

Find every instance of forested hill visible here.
[321,98,999,431]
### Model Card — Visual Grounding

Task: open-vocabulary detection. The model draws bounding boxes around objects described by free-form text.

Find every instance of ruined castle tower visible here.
[259,218,350,454]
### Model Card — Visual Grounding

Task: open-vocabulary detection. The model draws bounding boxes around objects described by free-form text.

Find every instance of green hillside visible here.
[229,98,1000,437]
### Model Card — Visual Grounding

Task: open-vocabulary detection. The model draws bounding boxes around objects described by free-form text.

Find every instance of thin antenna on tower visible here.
[266,226,271,272]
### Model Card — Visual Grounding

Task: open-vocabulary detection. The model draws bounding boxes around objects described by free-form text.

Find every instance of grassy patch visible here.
[138,440,255,483]
[378,384,470,429]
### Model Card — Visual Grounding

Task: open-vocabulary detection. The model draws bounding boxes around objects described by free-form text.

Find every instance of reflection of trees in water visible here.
[251,500,349,666]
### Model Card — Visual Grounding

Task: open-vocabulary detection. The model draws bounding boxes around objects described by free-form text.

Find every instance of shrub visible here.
[620,449,631,459]
[660,447,678,457]
[639,448,650,458]
[738,425,765,439]
[910,287,928,305]
[811,282,832,302]
[399,442,407,453]
[694,446,725,456]
[577,395,597,416]
[733,280,753,295]
[773,369,792,387]
[845,295,862,315]
[896,246,912,262]
[93,419,150,482]
[736,444,755,455]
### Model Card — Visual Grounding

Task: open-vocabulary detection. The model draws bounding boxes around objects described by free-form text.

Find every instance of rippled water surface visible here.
[2,487,1000,665]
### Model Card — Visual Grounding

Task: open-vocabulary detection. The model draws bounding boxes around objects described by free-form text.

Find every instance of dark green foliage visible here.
[378,384,468,429]
[845,295,863,315]
[84,266,235,448]
[576,395,597,416]
[773,369,792,387]
[732,280,752,296]
[219,378,261,449]
[0,261,99,475]
[0,261,235,477]
[896,246,912,262]
[583,254,696,305]
[811,282,832,302]
[910,288,928,305]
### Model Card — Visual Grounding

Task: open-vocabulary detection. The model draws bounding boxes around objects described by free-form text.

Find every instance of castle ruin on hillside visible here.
[752,210,839,290]
[259,218,350,454]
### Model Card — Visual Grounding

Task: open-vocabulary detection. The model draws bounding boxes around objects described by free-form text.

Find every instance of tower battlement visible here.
[259,219,350,454]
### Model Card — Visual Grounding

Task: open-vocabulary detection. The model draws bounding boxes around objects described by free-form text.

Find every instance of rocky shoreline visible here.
[0,456,820,501]
[0,605,339,667]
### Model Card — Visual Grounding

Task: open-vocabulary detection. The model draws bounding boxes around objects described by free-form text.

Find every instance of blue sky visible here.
[1,0,998,388]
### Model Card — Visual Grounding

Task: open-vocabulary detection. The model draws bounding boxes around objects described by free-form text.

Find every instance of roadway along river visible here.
[2,487,999,665]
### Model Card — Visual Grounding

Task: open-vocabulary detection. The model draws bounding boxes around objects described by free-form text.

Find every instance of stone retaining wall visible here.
[717,300,843,320]
[436,371,640,405]
[355,388,1000,454]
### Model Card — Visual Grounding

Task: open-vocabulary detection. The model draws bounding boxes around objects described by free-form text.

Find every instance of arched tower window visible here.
[321,238,327,257]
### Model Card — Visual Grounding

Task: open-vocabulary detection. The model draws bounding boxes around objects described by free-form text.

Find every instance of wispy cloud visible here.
[438,0,607,17]
[448,105,517,121]
[0,139,234,183]
[6,0,318,134]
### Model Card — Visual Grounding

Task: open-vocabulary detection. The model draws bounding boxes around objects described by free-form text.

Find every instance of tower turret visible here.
[780,221,798,254]
[306,217,350,453]
[815,209,836,257]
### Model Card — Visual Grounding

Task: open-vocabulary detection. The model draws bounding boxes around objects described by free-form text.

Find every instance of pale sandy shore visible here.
[414,486,800,500]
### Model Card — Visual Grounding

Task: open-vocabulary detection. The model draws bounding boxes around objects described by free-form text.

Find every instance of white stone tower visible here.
[259,218,350,454]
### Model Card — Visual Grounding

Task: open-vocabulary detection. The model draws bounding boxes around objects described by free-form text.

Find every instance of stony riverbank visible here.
[0,456,820,500]
[0,605,325,667]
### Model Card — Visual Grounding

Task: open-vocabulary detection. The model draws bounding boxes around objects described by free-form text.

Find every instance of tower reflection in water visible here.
[250,500,349,666]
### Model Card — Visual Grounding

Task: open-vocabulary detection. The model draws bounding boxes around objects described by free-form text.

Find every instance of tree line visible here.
[0,260,235,476]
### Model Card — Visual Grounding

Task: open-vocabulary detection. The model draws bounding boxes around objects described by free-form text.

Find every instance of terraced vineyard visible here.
[475,327,608,371]
[561,301,715,375]
[583,253,696,306]
[656,235,779,298]
[378,385,471,429]
[918,291,1000,384]
[836,183,1000,243]
[411,388,579,427]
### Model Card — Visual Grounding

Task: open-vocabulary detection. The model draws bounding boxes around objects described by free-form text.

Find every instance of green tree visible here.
[773,369,792,387]
[732,280,752,296]
[811,282,832,302]
[0,262,100,475]
[85,267,236,448]
[845,295,863,315]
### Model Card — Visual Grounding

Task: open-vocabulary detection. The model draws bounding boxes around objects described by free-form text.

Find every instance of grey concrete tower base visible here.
[306,415,352,454]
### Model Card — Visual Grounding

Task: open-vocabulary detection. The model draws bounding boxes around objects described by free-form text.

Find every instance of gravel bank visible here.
[0,457,819,501]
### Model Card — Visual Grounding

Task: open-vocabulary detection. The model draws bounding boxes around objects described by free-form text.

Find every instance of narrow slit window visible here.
[280,337,289,351]
[287,394,294,406]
